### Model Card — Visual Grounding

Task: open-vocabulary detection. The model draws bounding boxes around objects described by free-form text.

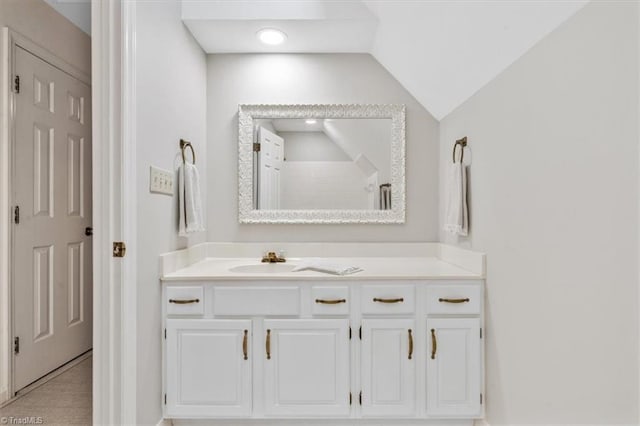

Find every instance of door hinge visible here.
[14,337,19,355]
[349,392,352,405]
[13,206,19,224]
[480,328,483,339]
[480,393,483,404]
[164,328,166,339]
[359,326,362,340]
[164,393,167,405]
[14,75,20,93]
[359,391,362,406]
[349,327,351,340]
[113,241,126,258]
[253,143,261,152]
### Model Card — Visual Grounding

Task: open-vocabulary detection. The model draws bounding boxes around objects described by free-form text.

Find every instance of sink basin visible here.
[229,263,298,274]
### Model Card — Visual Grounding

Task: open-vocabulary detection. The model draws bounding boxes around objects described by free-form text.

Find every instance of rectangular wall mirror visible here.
[238,104,405,224]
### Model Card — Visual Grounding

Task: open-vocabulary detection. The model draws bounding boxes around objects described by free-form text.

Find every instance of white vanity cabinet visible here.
[426,318,481,417]
[360,319,416,417]
[165,319,252,417]
[263,319,350,417]
[162,279,484,424]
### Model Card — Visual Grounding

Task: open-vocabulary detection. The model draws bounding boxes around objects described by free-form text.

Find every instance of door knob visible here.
[85,227,93,236]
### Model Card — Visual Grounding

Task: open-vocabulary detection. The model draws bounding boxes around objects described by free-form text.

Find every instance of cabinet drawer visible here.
[426,285,481,315]
[213,287,300,316]
[361,285,415,315]
[166,286,204,316]
[311,286,350,316]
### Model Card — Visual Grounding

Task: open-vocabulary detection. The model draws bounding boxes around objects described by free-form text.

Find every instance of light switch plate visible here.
[150,165,174,196]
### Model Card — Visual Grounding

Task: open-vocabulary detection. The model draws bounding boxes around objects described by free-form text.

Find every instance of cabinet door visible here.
[426,318,481,417]
[361,319,416,417]
[166,319,252,417]
[263,319,350,417]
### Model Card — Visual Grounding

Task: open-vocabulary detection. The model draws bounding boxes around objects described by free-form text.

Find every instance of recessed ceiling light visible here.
[257,28,287,46]
[305,119,317,125]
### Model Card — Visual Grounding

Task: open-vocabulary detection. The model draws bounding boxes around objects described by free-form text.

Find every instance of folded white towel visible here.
[292,259,363,276]
[178,162,205,237]
[444,148,468,236]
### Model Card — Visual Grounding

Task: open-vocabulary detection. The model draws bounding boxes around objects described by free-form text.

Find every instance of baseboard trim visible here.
[157,418,173,426]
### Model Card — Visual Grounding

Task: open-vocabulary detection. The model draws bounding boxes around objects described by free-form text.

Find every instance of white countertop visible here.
[161,256,482,281]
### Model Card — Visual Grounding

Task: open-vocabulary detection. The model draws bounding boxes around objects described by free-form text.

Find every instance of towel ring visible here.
[180,139,196,164]
[452,137,467,163]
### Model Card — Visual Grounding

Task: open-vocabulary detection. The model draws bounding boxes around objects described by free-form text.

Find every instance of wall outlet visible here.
[150,165,174,196]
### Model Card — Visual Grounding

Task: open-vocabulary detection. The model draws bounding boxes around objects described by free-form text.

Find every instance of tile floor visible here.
[0,357,92,425]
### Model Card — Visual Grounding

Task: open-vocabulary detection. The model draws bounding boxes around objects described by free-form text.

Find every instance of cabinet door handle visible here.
[315,298,346,304]
[168,298,200,304]
[243,330,248,360]
[373,297,404,303]
[438,298,470,304]
[431,328,437,359]
[408,329,413,360]
[266,329,271,360]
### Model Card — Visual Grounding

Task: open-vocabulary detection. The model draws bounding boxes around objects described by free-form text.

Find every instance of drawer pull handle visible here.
[431,328,437,359]
[266,329,271,360]
[373,297,404,304]
[315,298,346,304]
[168,298,200,304]
[408,329,413,360]
[243,330,248,360]
[438,298,470,304]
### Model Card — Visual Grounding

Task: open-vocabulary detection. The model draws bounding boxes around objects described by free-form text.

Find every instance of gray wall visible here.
[135,1,207,424]
[280,131,350,161]
[0,0,91,75]
[207,53,439,241]
[439,2,639,424]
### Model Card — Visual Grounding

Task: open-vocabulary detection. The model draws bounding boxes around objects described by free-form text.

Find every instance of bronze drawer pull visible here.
[373,297,404,304]
[243,330,248,360]
[315,299,346,304]
[408,329,413,360]
[266,329,271,360]
[438,298,470,304]
[168,298,200,304]
[431,328,437,359]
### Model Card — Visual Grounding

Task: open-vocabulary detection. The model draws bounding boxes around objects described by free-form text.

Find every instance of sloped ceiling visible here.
[184,0,588,120]
[364,1,589,119]
[42,0,91,35]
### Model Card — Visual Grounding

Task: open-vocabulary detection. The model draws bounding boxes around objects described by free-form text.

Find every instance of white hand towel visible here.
[178,162,205,237]
[292,259,363,276]
[444,152,469,236]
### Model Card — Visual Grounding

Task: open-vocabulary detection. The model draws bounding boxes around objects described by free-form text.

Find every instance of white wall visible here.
[439,2,639,424]
[281,162,369,210]
[207,53,439,241]
[0,0,91,404]
[280,131,350,162]
[135,1,207,424]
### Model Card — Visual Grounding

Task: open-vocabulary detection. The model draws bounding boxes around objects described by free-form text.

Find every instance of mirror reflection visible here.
[253,118,392,210]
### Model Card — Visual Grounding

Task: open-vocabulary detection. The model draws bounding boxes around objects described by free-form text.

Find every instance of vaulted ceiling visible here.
[183,0,588,120]
[43,0,590,120]
[363,1,589,119]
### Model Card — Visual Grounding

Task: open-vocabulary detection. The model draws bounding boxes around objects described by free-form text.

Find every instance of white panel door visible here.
[361,319,415,417]
[257,127,284,210]
[263,319,350,417]
[13,46,92,391]
[426,318,481,417]
[166,319,252,418]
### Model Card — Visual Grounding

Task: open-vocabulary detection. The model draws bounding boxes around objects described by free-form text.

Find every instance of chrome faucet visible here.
[261,251,286,263]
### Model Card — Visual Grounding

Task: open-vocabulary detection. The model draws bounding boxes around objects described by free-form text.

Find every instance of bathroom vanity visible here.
[160,243,485,424]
